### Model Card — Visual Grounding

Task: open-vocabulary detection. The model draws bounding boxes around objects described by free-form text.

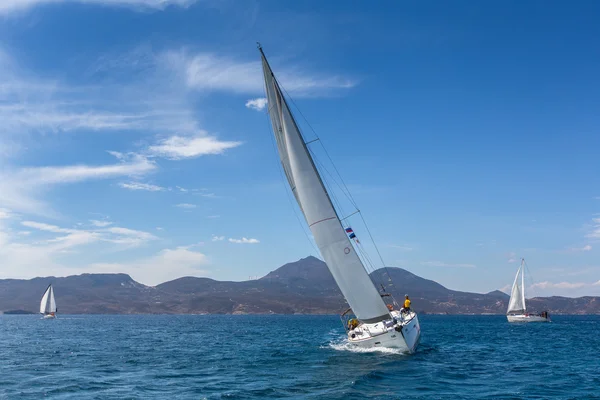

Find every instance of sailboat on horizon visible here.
[259,45,420,353]
[40,284,57,319]
[506,259,550,323]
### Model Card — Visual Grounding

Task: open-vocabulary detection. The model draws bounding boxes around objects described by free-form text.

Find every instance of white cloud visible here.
[119,182,165,192]
[176,186,188,192]
[420,261,476,268]
[90,219,112,227]
[0,0,197,16]
[161,50,357,97]
[207,215,220,219]
[175,203,196,209]
[89,246,209,285]
[21,221,77,233]
[565,244,592,253]
[148,133,242,160]
[19,154,155,185]
[0,153,156,215]
[228,237,260,244]
[20,220,156,248]
[507,258,517,263]
[103,226,157,246]
[532,281,587,290]
[211,235,224,241]
[586,218,600,240]
[245,98,267,111]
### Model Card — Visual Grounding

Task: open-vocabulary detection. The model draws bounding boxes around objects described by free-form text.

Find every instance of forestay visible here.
[260,49,390,323]
[507,263,526,313]
[40,285,57,314]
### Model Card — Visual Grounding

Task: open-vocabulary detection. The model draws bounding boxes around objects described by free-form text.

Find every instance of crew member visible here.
[403,295,411,313]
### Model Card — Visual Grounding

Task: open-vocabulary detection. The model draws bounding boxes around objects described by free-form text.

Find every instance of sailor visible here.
[403,295,411,313]
[387,304,394,311]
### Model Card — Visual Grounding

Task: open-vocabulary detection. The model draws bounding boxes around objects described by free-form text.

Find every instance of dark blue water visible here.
[1,315,598,399]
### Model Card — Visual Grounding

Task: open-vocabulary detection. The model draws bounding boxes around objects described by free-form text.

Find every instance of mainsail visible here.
[40,284,57,315]
[260,47,390,323]
[507,261,526,313]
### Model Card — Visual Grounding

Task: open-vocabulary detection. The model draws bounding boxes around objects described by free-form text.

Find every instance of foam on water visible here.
[325,338,408,355]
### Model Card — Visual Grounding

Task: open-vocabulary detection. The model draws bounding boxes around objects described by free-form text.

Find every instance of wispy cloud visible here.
[211,235,225,241]
[175,203,196,209]
[420,261,476,268]
[161,50,357,97]
[0,0,198,16]
[148,133,242,160]
[531,281,588,290]
[586,217,600,240]
[228,237,260,244]
[245,98,267,111]
[21,220,157,248]
[0,152,156,215]
[90,219,112,227]
[119,182,165,192]
[565,244,593,253]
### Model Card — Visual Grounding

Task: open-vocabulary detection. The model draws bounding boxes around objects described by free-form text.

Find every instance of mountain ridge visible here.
[1,256,598,315]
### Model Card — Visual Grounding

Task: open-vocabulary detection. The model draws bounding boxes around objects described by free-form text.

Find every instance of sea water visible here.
[0,314,598,399]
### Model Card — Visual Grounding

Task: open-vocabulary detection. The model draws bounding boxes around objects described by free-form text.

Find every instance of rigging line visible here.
[278,85,358,209]
[357,211,399,292]
[260,100,320,258]
[522,259,538,299]
[310,150,350,221]
[277,77,395,290]
[310,147,353,210]
[340,210,361,221]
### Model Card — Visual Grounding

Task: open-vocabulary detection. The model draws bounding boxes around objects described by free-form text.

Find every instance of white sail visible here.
[507,262,526,313]
[39,285,57,314]
[260,49,390,323]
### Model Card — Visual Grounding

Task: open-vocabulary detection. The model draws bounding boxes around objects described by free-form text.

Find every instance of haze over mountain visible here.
[1,257,598,315]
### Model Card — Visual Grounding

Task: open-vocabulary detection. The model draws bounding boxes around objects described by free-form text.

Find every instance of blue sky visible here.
[0,0,599,297]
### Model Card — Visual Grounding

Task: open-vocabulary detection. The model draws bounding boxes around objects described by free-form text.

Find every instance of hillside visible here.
[1,256,598,315]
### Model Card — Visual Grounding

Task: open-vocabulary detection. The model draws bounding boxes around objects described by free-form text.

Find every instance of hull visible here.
[507,314,550,323]
[42,314,56,319]
[348,312,421,353]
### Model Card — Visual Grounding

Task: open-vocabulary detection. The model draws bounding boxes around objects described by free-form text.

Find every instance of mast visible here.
[259,45,391,323]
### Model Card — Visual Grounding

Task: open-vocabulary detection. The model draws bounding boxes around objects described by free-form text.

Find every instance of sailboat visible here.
[506,259,550,322]
[259,45,421,353]
[40,284,57,319]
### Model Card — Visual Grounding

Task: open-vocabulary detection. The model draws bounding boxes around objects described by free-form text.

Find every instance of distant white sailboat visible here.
[259,45,420,353]
[40,284,57,319]
[506,259,549,323]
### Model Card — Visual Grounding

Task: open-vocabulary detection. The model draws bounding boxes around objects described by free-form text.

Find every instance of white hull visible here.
[348,311,421,353]
[507,314,550,323]
[42,314,56,319]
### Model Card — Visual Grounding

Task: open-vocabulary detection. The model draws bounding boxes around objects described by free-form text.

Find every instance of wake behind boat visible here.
[40,284,57,319]
[259,45,420,353]
[506,259,549,323]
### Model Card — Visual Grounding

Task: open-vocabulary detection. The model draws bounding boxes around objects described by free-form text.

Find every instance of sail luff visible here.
[260,49,390,323]
[521,259,526,312]
[507,262,526,313]
[40,285,51,314]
